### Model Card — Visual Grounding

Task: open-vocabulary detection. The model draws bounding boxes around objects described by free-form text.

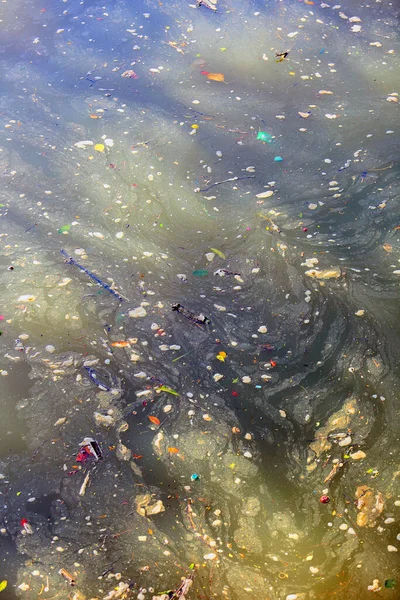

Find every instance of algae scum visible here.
[0,0,400,598]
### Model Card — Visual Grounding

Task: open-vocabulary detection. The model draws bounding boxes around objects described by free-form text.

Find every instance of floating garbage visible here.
[172,303,211,324]
[197,0,217,11]
[58,568,76,586]
[77,437,103,462]
[60,250,125,301]
[256,131,274,143]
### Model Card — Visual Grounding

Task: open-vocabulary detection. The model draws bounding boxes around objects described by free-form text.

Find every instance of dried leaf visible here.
[207,72,225,82]
[383,243,393,252]
[148,416,160,426]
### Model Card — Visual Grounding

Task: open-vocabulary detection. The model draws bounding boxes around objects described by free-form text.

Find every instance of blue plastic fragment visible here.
[274,156,283,162]
[190,473,200,481]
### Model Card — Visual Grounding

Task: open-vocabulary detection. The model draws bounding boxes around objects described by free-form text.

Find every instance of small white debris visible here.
[129,307,147,318]
[216,150,222,157]
[17,295,36,302]
[134,372,147,379]
[204,553,216,560]
[213,373,224,382]
[116,231,124,239]
[256,190,274,199]
[214,304,226,312]
[258,326,268,333]
[384,517,395,524]
[163,405,172,413]
[45,345,56,353]
[104,138,114,147]
[367,579,381,592]
[243,451,252,458]
[287,31,298,38]
[325,114,338,119]
[242,376,251,384]
[18,583,30,591]
[339,523,348,531]
[355,310,365,317]
[351,24,362,32]
[308,203,318,210]
[279,409,287,418]
[309,566,319,574]
[138,536,147,541]
[387,545,398,552]
[338,436,352,447]
[74,140,94,148]
[206,252,215,261]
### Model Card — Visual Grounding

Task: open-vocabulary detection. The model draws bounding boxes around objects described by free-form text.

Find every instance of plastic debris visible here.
[58,569,76,586]
[191,473,200,481]
[20,518,33,534]
[197,0,217,11]
[157,385,179,396]
[84,367,113,392]
[172,303,211,324]
[77,437,103,462]
[385,579,397,589]
[210,247,226,259]
[257,131,274,143]
[320,495,330,504]
[61,250,124,301]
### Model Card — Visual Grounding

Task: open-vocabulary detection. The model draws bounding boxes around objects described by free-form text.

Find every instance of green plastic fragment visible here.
[193,269,208,277]
[158,385,179,396]
[385,579,397,589]
[257,131,273,143]
[57,224,71,233]
[210,247,226,259]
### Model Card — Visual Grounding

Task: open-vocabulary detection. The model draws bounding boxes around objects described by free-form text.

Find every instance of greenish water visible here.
[0,1,399,599]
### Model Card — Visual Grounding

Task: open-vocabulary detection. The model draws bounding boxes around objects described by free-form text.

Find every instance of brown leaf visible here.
[207,72,225,82]
[383,243,393,253]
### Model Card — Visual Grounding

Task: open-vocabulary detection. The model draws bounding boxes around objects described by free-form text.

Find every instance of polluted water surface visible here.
[0,0,400,598]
